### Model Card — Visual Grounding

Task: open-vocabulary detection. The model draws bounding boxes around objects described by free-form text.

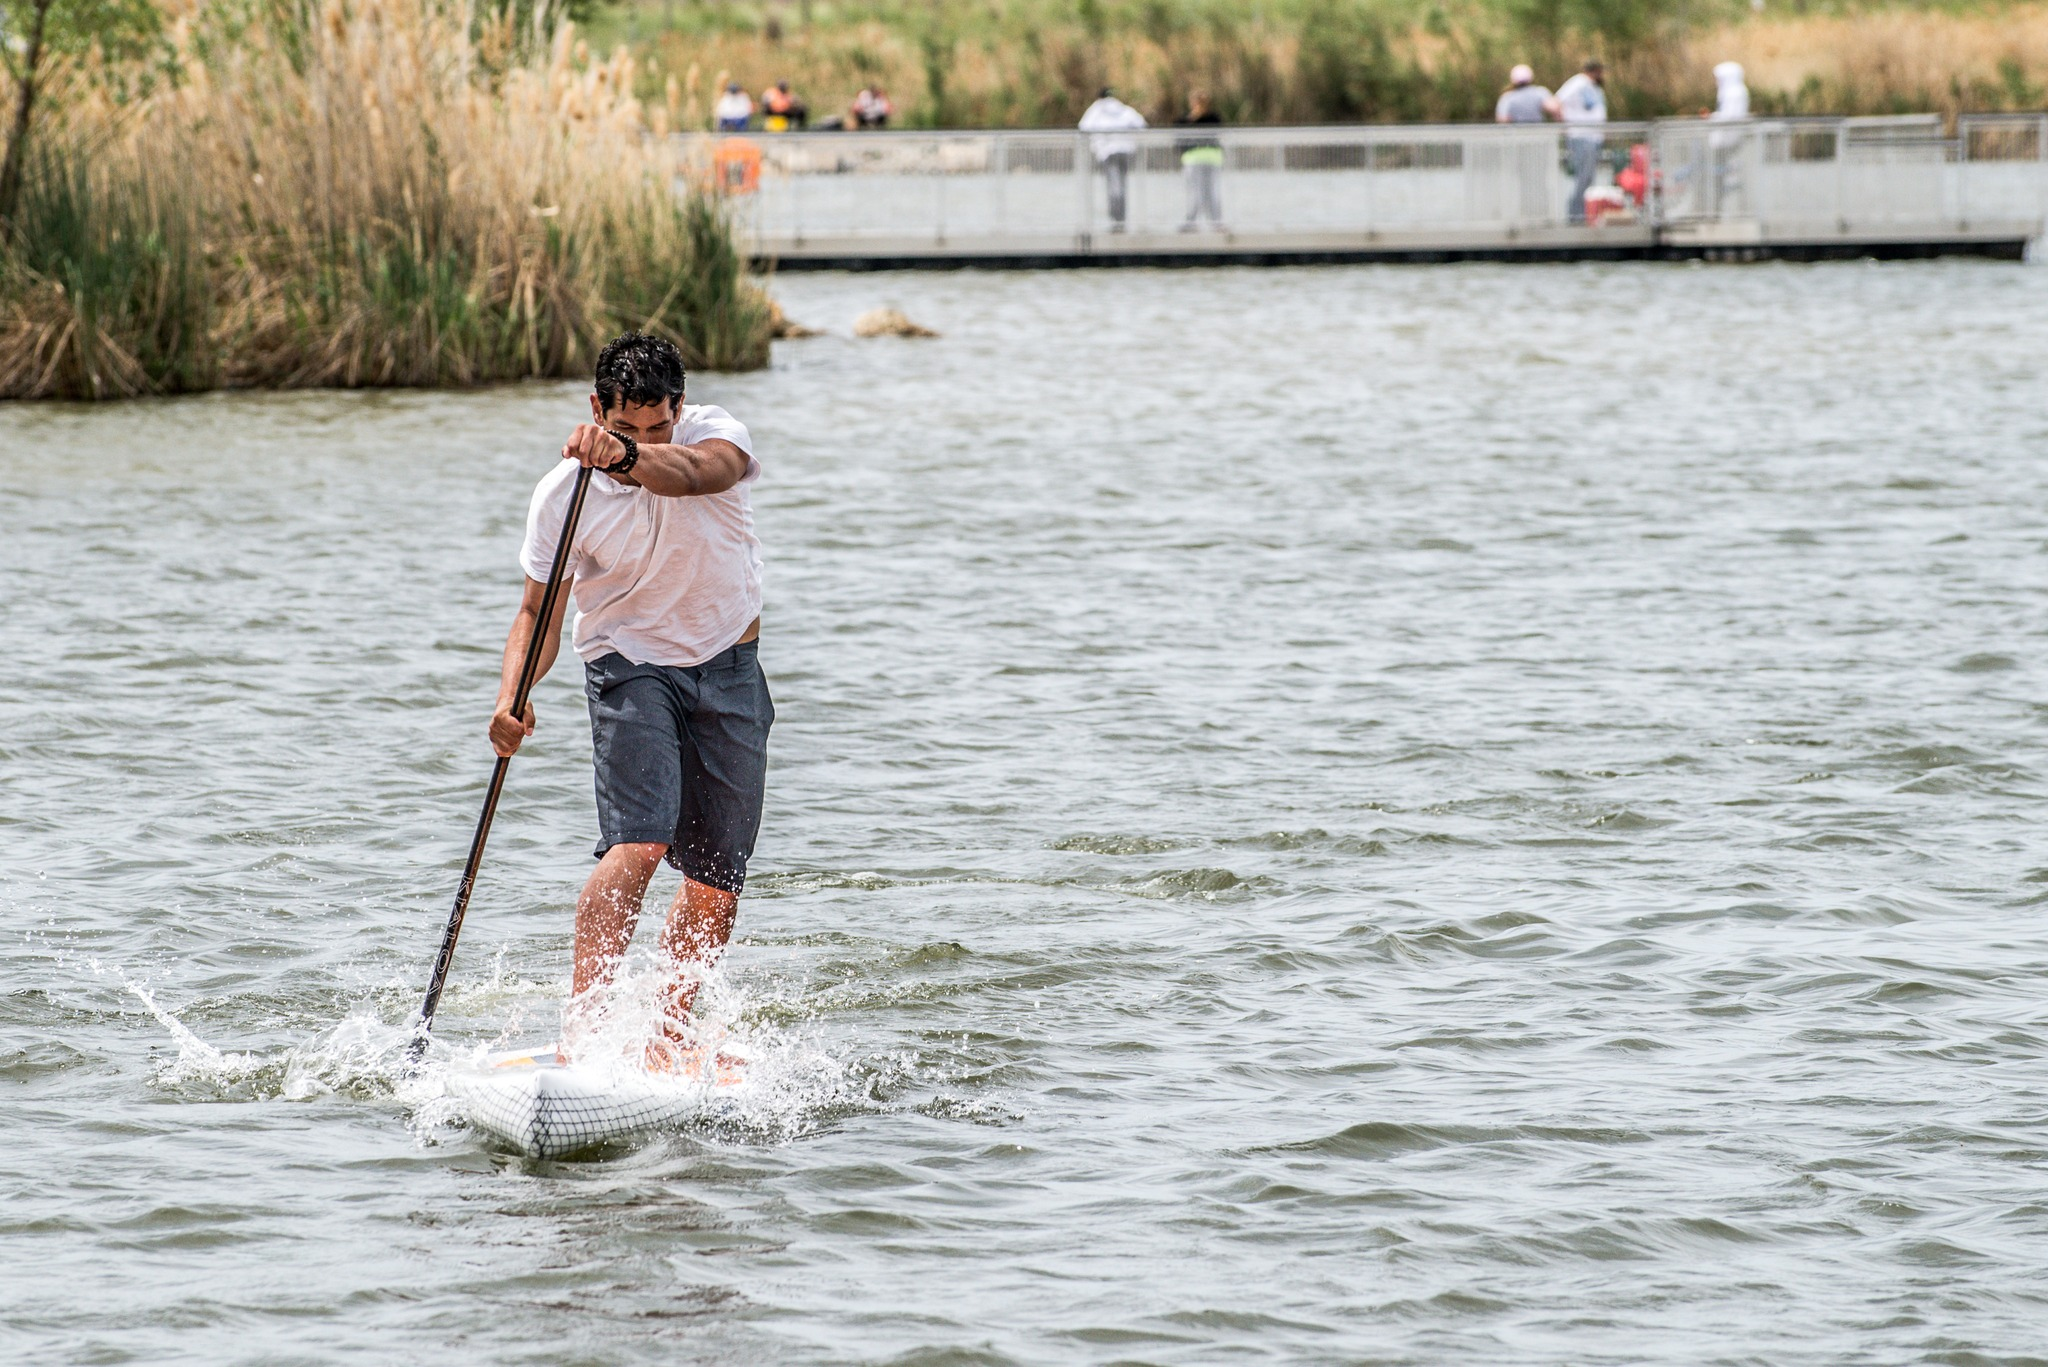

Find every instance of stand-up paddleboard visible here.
[447,1042,747,1157]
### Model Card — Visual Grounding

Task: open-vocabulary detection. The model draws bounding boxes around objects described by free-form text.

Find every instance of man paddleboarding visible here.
[488,333,771,1059]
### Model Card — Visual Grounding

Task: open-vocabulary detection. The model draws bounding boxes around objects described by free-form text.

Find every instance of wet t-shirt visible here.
[519,404,761,668]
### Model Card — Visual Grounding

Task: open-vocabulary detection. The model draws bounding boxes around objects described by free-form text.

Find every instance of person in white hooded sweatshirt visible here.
[1711,61,1751,122]
[1079,87,1147,231]
[1709,61,1751,206]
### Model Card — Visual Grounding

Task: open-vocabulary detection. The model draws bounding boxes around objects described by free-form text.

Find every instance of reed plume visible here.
[633,0,2048,129]
[0,0,774,400]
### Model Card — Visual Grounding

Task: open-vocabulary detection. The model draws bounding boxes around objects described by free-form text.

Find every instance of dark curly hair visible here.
[594,332,687,413]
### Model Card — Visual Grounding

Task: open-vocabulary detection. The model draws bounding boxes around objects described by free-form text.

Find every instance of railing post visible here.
[1746,121,1762,228]
[1955,115,1968,230]
[2031,112,2048,232]
[1843,119,1859,235]
[1075,131,1090,251]
[1363,131,1376,237]
[788,138,803,248]
[990,130,1005,243]
[1648,122,1662,234]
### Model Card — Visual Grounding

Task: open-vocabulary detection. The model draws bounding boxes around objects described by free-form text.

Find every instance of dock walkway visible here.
[689,115,2048,268]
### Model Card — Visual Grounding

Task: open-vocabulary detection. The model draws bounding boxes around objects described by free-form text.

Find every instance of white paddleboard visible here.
[446,1042,746,1157]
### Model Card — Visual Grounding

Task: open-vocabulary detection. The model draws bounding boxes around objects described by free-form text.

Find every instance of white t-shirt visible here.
[519,404,762,668]
[1495,84,1552,123]
[1555,73,1607,138]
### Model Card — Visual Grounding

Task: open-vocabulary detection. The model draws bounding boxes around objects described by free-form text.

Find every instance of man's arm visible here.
[561,425,750,497]
[488,574,574,757]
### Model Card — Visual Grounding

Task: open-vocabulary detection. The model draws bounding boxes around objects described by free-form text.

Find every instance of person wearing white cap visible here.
[1495,64,1554,124]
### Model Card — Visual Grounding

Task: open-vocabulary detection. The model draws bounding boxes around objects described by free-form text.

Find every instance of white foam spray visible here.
[89,947,851,1151]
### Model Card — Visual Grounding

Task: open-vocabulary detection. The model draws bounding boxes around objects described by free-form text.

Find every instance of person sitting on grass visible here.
[714,82,754,133]
[853,85,894,128]
[763,80,808,132]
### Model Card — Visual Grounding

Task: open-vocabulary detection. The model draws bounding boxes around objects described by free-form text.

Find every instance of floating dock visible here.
[690,115,2048,269]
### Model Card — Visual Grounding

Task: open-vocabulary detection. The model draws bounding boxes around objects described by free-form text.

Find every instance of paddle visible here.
[408,462,595,1063]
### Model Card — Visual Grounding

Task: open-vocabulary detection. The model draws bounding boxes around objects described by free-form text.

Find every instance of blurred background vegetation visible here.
[598,0,2048,127]
[0,0,774,400]
[2,0,2040,399]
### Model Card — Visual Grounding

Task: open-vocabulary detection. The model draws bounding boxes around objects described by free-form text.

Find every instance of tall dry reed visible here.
[627,0,2048,128]
[1683,9,2048,116]
[0,0,774,400]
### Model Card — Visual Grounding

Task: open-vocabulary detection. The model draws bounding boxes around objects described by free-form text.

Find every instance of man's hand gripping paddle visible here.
[407,464,594,1064]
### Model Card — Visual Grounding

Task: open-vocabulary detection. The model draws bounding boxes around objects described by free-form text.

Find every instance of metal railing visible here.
[681,114,2048,259]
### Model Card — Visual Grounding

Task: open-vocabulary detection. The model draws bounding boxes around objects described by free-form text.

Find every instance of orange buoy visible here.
[712,138,762,195]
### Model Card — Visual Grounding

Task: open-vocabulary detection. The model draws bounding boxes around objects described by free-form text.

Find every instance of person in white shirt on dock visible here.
[1494,65,1553,124]
[1079,87,1147,233]
[1554,58,1608,224]
[1707,60,1752,206]
[1711,60,1751,122]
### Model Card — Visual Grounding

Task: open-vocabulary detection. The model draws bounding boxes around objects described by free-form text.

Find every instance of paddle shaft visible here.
[409,463,595,1060]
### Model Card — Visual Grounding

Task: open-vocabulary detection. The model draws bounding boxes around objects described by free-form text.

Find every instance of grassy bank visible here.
[607,0,2048,128]
[0,0,775,401]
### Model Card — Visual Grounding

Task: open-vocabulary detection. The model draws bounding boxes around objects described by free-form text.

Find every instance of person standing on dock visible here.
[1174,90,1225,233]
[1711,60,1751,122]
[490,333,772,1059]
[1494,65,1553,124]
[1554,59,1608,224]
[1079,87,1147,233]
[1707,61,1752,208]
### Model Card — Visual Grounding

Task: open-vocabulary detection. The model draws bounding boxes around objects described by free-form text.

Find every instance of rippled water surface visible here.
[7,260,2048,1365]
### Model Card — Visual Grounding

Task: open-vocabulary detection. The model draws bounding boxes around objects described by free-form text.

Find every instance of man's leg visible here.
[656,877,740,1023]
[658,640,773,1036]
[573,841,668,997]
[579,652,687,1033]
[1200,165,1223,228]
[1106,153,1129,228]
[1568,140,1598,224]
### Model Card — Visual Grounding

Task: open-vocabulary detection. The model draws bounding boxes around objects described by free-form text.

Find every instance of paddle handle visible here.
[409,463,595,1060]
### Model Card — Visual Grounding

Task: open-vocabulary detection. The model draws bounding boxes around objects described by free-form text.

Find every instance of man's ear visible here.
[589,392,604,422]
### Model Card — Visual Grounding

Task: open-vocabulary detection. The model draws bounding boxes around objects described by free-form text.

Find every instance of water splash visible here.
[494,947,854,1146]
[120,971,268,1088]
[96,948,852,1151]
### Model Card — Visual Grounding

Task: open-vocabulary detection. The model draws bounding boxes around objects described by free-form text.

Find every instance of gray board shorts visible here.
[584,640,773,894]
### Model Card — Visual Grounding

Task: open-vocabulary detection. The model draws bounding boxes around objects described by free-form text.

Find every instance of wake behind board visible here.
[447,1042,747,1157]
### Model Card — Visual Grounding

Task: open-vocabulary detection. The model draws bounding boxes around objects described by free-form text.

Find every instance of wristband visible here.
[604,431,639,476]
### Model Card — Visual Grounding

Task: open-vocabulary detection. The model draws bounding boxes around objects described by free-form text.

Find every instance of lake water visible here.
[6,259,2048,1365]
